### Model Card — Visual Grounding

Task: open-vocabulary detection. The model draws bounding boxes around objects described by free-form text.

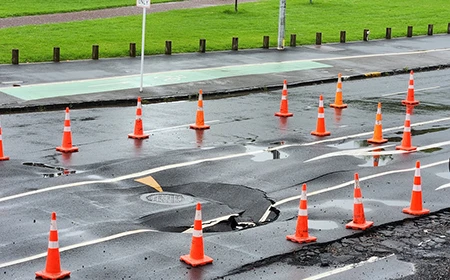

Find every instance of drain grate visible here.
[140,192,193,205]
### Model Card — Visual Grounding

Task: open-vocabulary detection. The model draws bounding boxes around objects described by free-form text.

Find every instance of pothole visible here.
[244,144,289,162]
[22,162,76,178]
[138,182,279,233]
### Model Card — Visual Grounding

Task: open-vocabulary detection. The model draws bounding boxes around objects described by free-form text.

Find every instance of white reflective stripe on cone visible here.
[413,184,422,191]
[319,100,324,107]
[415,169,421,177]
[65,113,70,120]
[50,220,57,230]
[298,209,307,216]
[48,241,59,249]
[354,197,363,204]
[405,114,411,120]
[195,210,201,221]
[375,120,382,125]
[192,229,203,237]
[281,95,287,100]
[318,113,324,118]
[63,126,71,132]
[404,126,411,132]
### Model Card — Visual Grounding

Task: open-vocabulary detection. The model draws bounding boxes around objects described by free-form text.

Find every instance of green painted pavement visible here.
[1,60,331,101]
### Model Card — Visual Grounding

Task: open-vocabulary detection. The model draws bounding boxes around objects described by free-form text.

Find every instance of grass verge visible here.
[0,0,449,64]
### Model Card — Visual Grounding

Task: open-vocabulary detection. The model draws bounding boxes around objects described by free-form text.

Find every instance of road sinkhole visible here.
[22,162,76,178]
[138,182,278,233]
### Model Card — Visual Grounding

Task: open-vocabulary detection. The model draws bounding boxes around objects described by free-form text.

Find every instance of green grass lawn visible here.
[0,0,449,64]
[0,0,178,18]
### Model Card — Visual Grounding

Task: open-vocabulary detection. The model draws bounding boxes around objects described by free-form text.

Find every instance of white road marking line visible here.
[88,81,131,88]
[12,48,450,88]
[1,117,449,204]
[436,182,450,190]
[144,120,220,133]
[302,254,395,280]
[0,229,155,269]
[275,116,450,149]
[305,141,450,162]
[382,86,440,97]
[304,144,395,163]
[258,159,448,222]
[182,214,240,234]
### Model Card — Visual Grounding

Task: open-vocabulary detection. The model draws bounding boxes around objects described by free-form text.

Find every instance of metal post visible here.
[340,31,346,43]
[139,7,147,93]
[290,34,296,47]
[386,28,392,39]
[277,0,286,50]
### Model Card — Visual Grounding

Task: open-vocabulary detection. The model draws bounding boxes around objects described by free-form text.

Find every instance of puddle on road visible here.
[328,140,394,167]
[309,220,339,230]
[22,162,76,178]
[328,140,369,149]
[436,172,450,180]
[244,144,289,162]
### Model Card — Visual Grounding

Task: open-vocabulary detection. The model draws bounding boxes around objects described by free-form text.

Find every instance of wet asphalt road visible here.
[0,70,450,279]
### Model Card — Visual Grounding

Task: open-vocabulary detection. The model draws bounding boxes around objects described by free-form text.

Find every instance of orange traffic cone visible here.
[286,184,317,243]
[275,80,294,117]
[190,90,210,130]
[311,95,330,137]
[395,106,417,151]
[0,116,9,161]
[35,212,71,280]
[367,102,388,144]
[346,173,374,230]
[330,73,347,108]
[403,161,430,216]
[56,108,78,153]
[128,97,149,139]
[180,203,213,266]
[402,70,419,106]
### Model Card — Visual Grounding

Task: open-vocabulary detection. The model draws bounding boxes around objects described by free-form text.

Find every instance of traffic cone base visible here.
[402,207,430,216]
[401,100,419,106]
[128,133,149,139]
[311,130,331,137]
[329,103,347,109]
[56,146,78,153]
[275,112,293,117]
[367,138,388,144]
[0,156,9,161]
[395,145,417,151]
[189,124,210,130]
[180,254,213,267]
[345,220,374,230]
[286,234,317,244]
[35,269,71,280]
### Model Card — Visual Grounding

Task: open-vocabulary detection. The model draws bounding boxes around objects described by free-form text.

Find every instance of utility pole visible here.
[277,0,286,50]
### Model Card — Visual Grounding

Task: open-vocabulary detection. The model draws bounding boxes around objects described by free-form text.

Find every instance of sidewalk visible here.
[1,34,450,113]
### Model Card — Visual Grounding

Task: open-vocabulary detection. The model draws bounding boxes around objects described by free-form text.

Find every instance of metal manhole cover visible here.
[140,192,193,205]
